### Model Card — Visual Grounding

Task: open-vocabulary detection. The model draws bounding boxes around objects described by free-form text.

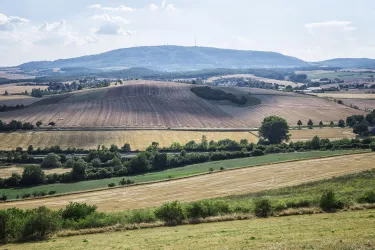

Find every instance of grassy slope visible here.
[6,210,375,250]
[0,150,368,199]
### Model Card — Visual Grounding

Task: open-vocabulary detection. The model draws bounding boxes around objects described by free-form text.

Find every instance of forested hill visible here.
[18,45,308,71]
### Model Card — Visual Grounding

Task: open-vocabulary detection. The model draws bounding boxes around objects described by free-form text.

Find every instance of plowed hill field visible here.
[217,87,366,126]
[0,81,246,129]
[1,153,373,211]
[0,82,365,128]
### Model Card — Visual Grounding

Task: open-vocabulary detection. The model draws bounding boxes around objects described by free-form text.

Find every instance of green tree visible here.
[21,165,45,186]
[27,145,34,153]
[297,120,302,129]
[128,153,151,173]
[353,122,369,136]
[71,159,87,181]
[200,135,208,150]
[346,116,357,127]
[41,153,62,169]
[310,136,321,150]
[36,121,42,128]
[259,116,290,144]
[307,119,314,129]
[121,143,131,152]
[4,90,9,96]
[338,120,345,128]
[319,121,324,128]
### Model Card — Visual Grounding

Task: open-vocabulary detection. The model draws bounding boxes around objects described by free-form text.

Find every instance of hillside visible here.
[18,46,308,71]
[315,58,375,69]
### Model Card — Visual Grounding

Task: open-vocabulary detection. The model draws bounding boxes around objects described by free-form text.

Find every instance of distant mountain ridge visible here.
[17,45,375,71]
[18,45,308,71]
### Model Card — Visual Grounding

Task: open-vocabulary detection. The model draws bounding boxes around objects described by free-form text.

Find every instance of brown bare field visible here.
[0,81,247,129]
[217,89,366,127]
[289,128,356,141]
[0,166,71,178]
[0,83,48,95]
[1,153,373,212]
[0,130,259,151]
[206,74,303,87]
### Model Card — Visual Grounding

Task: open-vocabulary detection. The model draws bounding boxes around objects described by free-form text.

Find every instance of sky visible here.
[1,0,375,66]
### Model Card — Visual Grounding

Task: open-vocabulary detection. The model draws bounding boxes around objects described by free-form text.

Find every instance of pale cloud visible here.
[34,20,97,46]
[147,4,159,11]
[304,20,356,34]
[0,13,29,31]
[146,1,176,11]
[165,4,176,11]
[88,4,135,12]
[92,14,129,25]
[39,20,66,32]
[94,22,134,36]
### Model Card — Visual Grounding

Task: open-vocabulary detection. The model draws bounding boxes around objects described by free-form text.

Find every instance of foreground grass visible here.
[0,150,368,199]
[5,210,375,250]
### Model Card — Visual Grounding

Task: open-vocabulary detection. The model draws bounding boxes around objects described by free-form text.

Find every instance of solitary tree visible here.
[4,90,9,96]
[330,121,335,127]
[41,153,62,169]
[297,120,303,130]
[259,116,290,144]
[36,121,42,128]
[319,121,324,128]
[307,119,314,129]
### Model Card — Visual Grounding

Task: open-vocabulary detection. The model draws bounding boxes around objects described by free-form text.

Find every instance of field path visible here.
[1,153,374,211]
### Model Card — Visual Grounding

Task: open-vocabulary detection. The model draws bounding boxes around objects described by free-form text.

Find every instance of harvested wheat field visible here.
[217,88,366,127]
[289,128,356,141]
[206,74,303,87]
[0,95,42,106]
[0,166,71,178]
[0,83,48,95]
[339,98,375,111]
[1,153,373,211]
[0,130,258,151]
[314,92,375,99]
[0,81,247,129]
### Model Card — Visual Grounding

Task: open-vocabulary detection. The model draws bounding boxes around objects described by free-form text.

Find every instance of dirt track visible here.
[1,153,374,212]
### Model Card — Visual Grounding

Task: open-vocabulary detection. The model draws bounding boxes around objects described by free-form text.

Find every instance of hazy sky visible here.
[1,0,375,66]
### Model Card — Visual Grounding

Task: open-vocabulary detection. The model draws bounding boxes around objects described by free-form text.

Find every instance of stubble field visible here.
[0,130,258,151]
[1,153,373,211]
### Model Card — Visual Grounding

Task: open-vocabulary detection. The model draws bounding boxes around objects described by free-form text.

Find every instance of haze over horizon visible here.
[1,0,375,66]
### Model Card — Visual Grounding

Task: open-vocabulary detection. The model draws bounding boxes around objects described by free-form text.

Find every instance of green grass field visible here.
[5,210,375,250]
[0,150,368,199]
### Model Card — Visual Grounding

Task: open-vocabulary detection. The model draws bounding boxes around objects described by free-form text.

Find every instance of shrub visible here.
[220,167,225,171]
[0,194,7,201]
[127,209,156,224]
[358,190,375,203]
[254,198,272,218]
[48,190,56,196]
[186,200,230,219]
[62,202,97,221]
[251,149,264,157]
[370,142,375,152]
[209,168,214,173]
[273,201,287,212]
[319,190,344,212]
[155,201,186,225]
[119,178,134,185]
[22,206,60,240]
[108,183,116,187]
